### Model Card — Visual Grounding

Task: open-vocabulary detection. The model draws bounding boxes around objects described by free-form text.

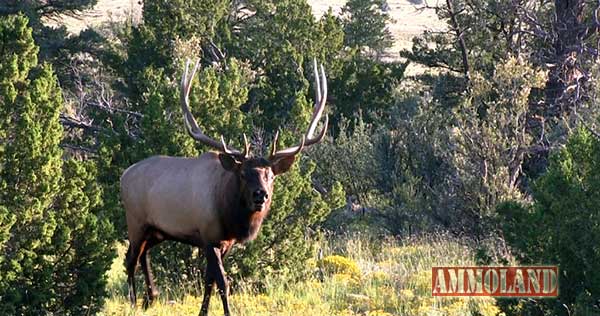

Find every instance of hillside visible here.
[53,0,445,62]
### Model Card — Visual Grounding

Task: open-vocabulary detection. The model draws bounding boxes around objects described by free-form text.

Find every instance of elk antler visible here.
[270,58,329,160]
[180,59,249,159]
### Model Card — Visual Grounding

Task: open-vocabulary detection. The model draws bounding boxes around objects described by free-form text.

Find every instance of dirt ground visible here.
[307,0,444,56]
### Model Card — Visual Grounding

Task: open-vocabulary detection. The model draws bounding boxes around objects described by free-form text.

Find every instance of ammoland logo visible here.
[432,266,558,297]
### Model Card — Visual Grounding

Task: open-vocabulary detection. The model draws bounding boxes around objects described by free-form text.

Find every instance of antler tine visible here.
[310,113,328,144]
[270,131,279,157]
[220,135,249,158]
[270,59,328,160]
[271,135,305,160]
[313,58,321,113]
[220,135,235,156]
[180,58,246,158]
[307,62,327,139]
[242,133,250,158]
[181,59,203,135]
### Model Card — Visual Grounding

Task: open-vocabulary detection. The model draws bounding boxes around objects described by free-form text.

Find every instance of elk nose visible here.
[253,189,268,202]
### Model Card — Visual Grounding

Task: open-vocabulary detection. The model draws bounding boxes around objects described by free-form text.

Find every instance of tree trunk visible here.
[543,0,587,118]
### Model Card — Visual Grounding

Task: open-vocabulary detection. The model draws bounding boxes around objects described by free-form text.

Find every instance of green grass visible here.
[100,234,502,316]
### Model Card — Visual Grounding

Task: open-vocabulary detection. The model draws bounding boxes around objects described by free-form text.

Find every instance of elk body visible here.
[120,59,328,316]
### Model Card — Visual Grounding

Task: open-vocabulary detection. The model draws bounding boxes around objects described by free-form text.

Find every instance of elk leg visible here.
[199,259,215,316]
[125,240,146,307]
[200,241,231,314]
[140,229,167,309]
[140,237,160,309]
[200,246,230,316]
[211,246,231,316]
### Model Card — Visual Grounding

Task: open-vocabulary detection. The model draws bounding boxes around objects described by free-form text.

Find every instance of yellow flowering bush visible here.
[320,255,361,279]
[369,270,389,284]
[472,298,502,316]
[366,309,394,316]
[400,289,415,299]
[332,273,361,288]
[443,299,468,316]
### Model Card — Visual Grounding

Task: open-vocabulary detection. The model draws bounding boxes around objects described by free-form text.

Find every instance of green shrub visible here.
[498,128,600,316]
[0,14,114,315]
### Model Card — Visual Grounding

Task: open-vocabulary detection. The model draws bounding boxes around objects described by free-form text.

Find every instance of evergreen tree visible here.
[0,0,101,81]
[226,0,345,130]
[402,0,599,175]
[0,14,113,315]
[329,54,407,130]
[124,0,229,80]
[218,1,348,281]
[341,0,393,58]
[498,128,600,315]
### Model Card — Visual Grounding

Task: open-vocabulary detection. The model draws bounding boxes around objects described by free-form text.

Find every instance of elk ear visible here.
[271,155,296,175]
[219,154,242,171]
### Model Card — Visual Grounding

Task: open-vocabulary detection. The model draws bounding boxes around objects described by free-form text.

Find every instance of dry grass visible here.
[100,234,502,316]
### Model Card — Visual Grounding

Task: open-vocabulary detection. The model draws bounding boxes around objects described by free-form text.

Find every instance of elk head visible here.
[179,58,328,213]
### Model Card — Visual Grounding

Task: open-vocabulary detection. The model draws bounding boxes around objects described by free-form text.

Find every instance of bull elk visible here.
[120,58,328,316]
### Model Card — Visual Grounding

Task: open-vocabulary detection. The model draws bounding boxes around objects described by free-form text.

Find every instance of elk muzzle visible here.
[252,189,269,210]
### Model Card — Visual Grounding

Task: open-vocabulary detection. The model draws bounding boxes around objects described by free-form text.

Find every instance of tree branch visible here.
[446,0,470,81]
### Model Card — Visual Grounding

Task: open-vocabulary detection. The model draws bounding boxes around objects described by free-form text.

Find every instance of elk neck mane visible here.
[216,158,272,243]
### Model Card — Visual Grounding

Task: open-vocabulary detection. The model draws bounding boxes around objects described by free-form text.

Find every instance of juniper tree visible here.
[498,128,600,315]
[341,0,393,59]
[0,0,100,81]
[0,14,113,315]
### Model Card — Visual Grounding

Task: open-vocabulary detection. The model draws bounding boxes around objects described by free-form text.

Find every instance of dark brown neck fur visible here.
[217,175,270,243]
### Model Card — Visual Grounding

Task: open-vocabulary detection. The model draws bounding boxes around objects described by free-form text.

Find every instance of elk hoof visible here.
[142,292,158,310]
[142,298,155,310]
[128,291,136,308]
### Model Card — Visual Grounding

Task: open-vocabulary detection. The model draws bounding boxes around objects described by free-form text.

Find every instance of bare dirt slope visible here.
[307,0,444,59]
[51,0,142,31]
